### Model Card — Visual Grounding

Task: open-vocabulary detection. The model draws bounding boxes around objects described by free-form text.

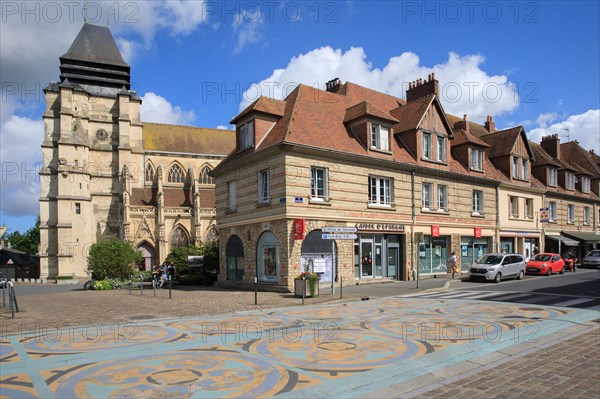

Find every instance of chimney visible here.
[540,134,561,160]
[590,149,596,156]
[406,73,439,103]
[484,115,496,133]
[453,114,470,134]
[325,78,341,93]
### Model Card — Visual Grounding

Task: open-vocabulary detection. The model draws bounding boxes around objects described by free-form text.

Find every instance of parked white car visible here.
[468,253,526,283]
[582,250,600,268]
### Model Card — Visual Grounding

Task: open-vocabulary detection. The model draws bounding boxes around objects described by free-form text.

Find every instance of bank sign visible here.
[356,223,405,232]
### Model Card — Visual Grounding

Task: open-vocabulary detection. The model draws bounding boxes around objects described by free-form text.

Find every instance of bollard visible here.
[340,275,343,299]
[129,275,132,295]
[254,277,258,305]
[153,279,156,297]
[169,277,172,299]
[10,284,19,313]
[302,276,306,305]
[140,275,143,296]
[2,284,5,308]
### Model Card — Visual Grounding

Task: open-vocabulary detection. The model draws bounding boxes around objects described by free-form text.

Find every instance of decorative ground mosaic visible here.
[1,297,597,398]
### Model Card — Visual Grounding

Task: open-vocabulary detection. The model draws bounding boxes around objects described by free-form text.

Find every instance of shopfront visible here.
[459,236,492,271]
[500,231,539,259]
[301,230,336,283]
[418,234,450,275]
[353,223,405,280]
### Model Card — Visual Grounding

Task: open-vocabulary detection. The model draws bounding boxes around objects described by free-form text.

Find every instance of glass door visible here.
[361,239,373,277]
[387,247,398,279]
[374,236,383,278]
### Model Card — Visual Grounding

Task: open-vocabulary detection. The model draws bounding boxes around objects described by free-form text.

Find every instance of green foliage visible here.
[6,216,40,254]
[87,239,143,280]
[164,242,219,285]
[93,280,113,290]
[138,271,152,282]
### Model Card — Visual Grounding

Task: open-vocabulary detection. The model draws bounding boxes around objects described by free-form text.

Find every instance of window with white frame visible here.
[566,172,575,190]
[239,121,254,151]
[472,190,484,214]
[567,204,575,223]
[584,207,591,224]
[582,176,591,193]
[310,167,328,201]
[522,159,529,180]
[525,198,533,219]
[167,164,185,183]
[422,132,432,159]
[549,201,557,221]
[436,136,446,162]
[369,176,392,206]
[510,196,519,218]
[258,170,270,204]
[422,183,433,209]
[470,147,483,171]
[228,181,237,211]
[547,168,557,186]
[437,185,448,211]
[513,157,520,178]
[370,124,390,151]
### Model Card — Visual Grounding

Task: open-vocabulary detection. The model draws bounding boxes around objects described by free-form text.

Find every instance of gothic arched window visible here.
[170,226,189,248]
[167,164,185,183]
[145,162,155,183]
[200,165,214,185]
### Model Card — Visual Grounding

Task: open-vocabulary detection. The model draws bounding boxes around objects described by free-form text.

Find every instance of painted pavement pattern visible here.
[0,297,598,398]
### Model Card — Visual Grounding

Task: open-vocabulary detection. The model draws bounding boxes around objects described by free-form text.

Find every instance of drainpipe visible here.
[411,170,417,286]
[495,185,500,252]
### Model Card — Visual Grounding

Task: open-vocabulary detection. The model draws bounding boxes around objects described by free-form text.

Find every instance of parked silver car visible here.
[468,253,526,283]
[582,250,600,268]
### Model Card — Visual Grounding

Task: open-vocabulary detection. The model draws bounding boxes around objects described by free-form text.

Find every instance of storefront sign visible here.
[431,225,440,237]
[474,227,482,238]
[539,207,549,223]
[355,223,405,232]
[293,219,305,240]
[313,258,327,273]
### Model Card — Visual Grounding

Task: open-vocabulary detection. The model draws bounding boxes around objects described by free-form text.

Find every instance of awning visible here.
[546,235,579,246]
[562,231,600,244]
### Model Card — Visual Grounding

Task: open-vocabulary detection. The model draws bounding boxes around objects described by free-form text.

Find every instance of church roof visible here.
[142,123,236,156]
[61,23,128,67]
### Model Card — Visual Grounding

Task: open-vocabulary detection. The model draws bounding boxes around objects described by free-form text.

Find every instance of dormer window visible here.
[566,172,575,190]
[469,148,483,171]
[512,157,520,179]
[423,132,432,159]
[239,121,254,151]
[582,176,591,193]
[547,168,557,186]
[370,123,390,151]
[522,159,529,180]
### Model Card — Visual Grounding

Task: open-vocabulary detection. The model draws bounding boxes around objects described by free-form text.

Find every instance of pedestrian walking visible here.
[447,252,459,279]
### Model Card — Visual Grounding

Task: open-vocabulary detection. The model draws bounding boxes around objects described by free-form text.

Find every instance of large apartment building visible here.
[212,76,600,292]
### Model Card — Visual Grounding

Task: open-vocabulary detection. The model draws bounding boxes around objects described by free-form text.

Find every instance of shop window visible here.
[417,235,448,275]
[257,231,279,283]
[226,235,245,281]
[301,230,335,283]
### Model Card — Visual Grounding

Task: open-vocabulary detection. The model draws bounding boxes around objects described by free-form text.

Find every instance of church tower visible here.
[40,23,143,279]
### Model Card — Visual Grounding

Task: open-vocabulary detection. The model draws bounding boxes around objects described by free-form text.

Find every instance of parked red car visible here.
[526,253,565,275]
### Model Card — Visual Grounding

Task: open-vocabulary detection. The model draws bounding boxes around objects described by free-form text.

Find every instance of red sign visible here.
[474,227,482,238]
[431,225,440,237]
[293,219,305,240]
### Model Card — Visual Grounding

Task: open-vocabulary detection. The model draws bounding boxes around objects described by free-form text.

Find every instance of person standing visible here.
[447,252,459,279]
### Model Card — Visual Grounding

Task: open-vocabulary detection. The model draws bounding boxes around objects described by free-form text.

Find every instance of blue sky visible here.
[1,0,599,236]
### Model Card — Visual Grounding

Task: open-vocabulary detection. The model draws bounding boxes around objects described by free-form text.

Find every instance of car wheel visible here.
[517,270,524,280]
[560,267,565,275]
[494,273,502,283]
[546,268,552,276]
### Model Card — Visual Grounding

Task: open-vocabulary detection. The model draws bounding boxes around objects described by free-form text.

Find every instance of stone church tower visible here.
[40,23,234,279]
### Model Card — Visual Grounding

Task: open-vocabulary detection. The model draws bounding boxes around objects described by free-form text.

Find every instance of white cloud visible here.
[239,47,520,122]
[528,110,600,152]
[216,125,233,130]
[232,8,264,53]
[0,110,44,217]
[535,112,558,128]
[140,92,195,125]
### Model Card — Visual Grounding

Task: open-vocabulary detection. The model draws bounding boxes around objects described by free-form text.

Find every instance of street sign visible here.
[322,226,358,233]
[322,234,358,240]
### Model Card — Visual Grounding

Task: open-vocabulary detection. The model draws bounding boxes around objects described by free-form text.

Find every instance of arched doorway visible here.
[301,230,336,282]
[137,242,156,271]
[226,235,244,281]
[257,231,279,283]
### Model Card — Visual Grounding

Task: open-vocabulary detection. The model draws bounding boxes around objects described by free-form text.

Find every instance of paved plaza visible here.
[1,282,598,398]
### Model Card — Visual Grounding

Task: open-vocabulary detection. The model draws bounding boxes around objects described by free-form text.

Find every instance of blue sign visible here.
[279,197,286,204]
[295,197,303,203]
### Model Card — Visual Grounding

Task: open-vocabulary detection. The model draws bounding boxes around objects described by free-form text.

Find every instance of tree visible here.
[165,242,219,280]
[87,239,143,280]
[7,216,40,254]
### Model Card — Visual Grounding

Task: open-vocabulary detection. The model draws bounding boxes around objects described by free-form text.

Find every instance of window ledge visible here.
[309,198,332,206]
[469,168,484,173]
[256,201,271,208]
[370,147,392,155]
[368,204,396,211]
[567,221,575,225]
[225,209,238,215]
[421,208,449,215]
[421,157,447,165]
[471,212,486,218]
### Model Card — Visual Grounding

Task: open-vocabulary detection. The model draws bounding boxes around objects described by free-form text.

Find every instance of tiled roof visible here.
[450,129,490,148]
[343,101,399,123]
[390,95,434,134]
[61,22,128,67]
[480,127,524,158]
[143,123,236,155]
[560,141,600,176]
[529,142,561,167]
[230,96,286,124]
[446,114,490,137]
